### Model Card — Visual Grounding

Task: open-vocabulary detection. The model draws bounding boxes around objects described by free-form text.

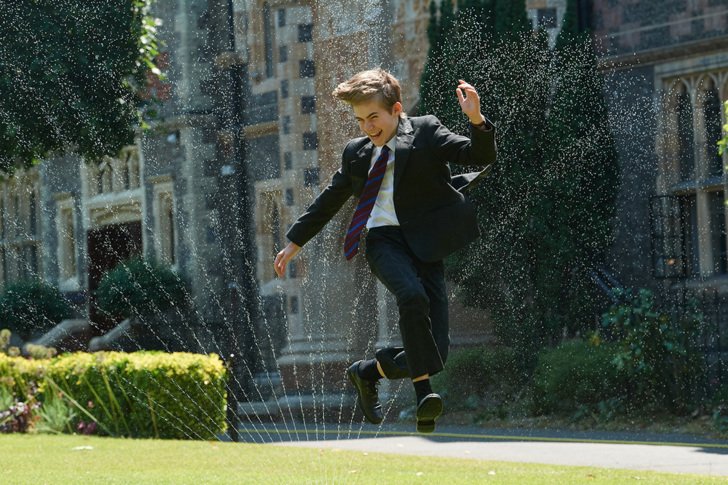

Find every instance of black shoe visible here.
[416,393,443,433]
[347,361,383,424]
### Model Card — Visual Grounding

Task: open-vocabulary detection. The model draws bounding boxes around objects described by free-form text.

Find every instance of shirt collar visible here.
[373,137,396,159]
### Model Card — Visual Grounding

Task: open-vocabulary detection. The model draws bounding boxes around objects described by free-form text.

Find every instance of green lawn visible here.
[0,434,723,484]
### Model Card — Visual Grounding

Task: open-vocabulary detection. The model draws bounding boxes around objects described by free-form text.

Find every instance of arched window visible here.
[677,85,695,182]
[703,80,723,177]
[271,203,281,257]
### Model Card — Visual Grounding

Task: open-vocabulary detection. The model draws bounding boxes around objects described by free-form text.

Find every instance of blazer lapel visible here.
[351,142,374,179]
[394,117,414,190]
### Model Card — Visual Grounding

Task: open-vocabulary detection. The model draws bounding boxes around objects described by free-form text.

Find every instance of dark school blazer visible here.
[286,115,497,262]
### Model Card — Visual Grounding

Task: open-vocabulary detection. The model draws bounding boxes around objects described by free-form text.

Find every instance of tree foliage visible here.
[422,0,620,354]
[0,0,162,172]
[0,280,73,341]
[96,257,188,324]
[718,100,728,156]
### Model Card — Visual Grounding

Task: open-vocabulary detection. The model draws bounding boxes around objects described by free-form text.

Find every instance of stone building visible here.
[3,0,727,413]
[589,0,728,380]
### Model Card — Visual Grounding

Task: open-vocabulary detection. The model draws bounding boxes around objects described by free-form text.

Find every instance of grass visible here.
[0,434,724,484]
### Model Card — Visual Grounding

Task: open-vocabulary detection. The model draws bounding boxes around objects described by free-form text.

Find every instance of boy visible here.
[274,68,496,433]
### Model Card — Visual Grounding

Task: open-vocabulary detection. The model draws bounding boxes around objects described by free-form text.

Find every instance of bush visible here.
[532,340,627,417]
[601,288,706,413]
[711,385,728,434]
[432,346,530,415]
[0,280,73,341]
[0,351,227,439]
[96,258,188,323]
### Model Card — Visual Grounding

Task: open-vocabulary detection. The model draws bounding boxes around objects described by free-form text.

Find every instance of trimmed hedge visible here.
[532,340,627,416]
[0,351,227,440]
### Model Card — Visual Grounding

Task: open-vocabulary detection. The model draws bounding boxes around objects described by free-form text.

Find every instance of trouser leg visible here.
[365,227,448,378]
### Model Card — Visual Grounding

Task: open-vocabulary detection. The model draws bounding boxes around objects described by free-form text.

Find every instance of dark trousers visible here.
[365,226,449,379]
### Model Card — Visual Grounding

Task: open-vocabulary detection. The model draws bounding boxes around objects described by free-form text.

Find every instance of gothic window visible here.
[701,79,723,177]
[57,200,77,282]
[28,191,36,236]
[88,146,140,197]
[709,191,728,275]
[257,191,282,282]
[271,204,281,255]
[655,69,728,279]
[100,161,114,193]
[676,85,695,182]
[0,171,42,285]
[154,184,176,266]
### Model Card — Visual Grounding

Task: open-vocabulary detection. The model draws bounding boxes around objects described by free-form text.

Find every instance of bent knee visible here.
[397,290,429,311]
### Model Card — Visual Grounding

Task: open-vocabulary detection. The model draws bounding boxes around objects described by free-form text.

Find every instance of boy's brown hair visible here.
[332,68,404,116]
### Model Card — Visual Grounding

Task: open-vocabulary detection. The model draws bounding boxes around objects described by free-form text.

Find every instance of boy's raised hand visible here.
[455,80,485,125]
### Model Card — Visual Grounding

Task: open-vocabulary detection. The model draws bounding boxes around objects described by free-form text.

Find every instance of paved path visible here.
[239,424,728,477]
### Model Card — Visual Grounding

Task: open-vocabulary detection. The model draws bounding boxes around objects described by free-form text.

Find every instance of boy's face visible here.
[352,98,402,147]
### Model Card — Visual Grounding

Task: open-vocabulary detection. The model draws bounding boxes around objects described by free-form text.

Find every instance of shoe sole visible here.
[416,394,443,433]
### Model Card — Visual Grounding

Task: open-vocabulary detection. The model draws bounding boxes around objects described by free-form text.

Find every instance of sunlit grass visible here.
[1,434,724,484]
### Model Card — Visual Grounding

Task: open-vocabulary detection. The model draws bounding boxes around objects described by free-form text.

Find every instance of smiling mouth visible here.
[369,130,382,138]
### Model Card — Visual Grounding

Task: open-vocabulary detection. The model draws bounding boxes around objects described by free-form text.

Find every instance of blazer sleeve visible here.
[426,115,497,167]
[285,145,356,247]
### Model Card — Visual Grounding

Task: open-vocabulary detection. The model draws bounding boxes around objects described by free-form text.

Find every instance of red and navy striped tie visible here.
[344,145,391,260]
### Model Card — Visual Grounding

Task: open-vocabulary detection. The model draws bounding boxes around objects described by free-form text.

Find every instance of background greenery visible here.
[0,280,73,341]
[0,0,161,171]
[0,351,227,439]
[95,257,188,324]
[422,0,620,356]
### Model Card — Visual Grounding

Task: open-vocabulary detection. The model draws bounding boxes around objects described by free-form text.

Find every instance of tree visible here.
[718,100,728,156]
[0,0,162,172]
[419,0,457,122]
[536,0,620,339]
[421,0,620,355]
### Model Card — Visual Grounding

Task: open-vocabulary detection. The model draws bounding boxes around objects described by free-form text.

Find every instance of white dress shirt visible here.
[366,137,400,229]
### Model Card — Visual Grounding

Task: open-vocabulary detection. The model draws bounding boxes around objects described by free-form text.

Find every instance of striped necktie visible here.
[344,145,391,260]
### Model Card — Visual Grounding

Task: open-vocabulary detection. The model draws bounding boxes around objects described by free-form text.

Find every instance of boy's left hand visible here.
[456,80,484,125]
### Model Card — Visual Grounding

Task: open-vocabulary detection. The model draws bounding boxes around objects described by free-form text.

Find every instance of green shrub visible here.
[0,280,73,341]
[601,288,706,412]
[0,353,44,401]
[433,346,530,414]
[96,257,188,323]
[34,390,76,435]
[711,384,728,434]
[532,340,627,416]
[1,351,227,440]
